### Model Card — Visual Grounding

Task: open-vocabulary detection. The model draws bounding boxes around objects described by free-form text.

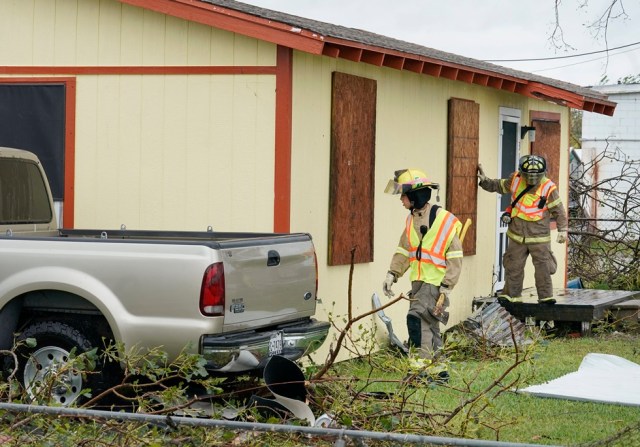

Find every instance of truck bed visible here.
[59,228,313,248]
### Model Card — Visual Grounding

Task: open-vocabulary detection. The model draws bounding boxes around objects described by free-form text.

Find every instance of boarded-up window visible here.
[531,118,561,185]
[447,98,479,255]
[530,112,561,230]
[328,72,377,265]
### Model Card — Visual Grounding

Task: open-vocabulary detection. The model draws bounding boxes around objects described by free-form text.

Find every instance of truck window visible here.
[0,159,52,224]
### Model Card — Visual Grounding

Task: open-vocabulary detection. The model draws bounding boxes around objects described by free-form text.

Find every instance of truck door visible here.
[494,108,521,294]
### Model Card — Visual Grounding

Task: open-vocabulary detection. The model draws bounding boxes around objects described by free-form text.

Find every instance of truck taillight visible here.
[200,262,225,316]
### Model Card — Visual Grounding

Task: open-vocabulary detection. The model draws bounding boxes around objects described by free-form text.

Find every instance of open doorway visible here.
[494,108,521,293]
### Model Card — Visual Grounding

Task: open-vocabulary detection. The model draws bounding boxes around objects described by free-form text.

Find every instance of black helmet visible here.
[519,155,546,185]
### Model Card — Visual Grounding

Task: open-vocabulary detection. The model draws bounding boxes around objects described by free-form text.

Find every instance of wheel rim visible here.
[23,346,83,406]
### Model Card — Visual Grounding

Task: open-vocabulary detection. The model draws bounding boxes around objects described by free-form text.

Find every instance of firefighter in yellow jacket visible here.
[382,169,463,360]
[477,155,568,304]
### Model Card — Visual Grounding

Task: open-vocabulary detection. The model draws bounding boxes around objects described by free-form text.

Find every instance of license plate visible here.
[268,331,283,356]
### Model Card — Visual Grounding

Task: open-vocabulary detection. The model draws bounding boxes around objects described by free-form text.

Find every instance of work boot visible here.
[538,297,557,305]
[498,295,522,304]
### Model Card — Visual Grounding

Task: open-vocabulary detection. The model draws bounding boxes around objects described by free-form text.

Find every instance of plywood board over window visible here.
[530,113,561,185]
[530,112,561,230]
[328,72,377,266]
[447,98,479,255]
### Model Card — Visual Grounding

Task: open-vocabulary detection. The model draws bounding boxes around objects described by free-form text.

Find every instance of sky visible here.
[239,0,640,87]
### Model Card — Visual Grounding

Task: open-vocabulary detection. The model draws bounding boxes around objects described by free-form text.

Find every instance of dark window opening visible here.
[0,84,65,201]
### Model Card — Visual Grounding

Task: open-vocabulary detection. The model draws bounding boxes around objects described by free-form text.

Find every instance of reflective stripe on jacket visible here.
[509,174,556,222]
[506,229,551,244]
[399,209,462,284]
[479,171,568,245]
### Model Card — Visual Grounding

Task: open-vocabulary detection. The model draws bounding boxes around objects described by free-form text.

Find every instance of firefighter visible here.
[382,169,463,360]
[477,155,568,304]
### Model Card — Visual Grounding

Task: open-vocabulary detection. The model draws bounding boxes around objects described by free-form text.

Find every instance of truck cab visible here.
[0,147,58,236]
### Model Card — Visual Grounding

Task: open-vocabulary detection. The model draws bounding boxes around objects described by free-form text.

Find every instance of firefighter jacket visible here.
[389,203,463,288]
[479,171,568,244]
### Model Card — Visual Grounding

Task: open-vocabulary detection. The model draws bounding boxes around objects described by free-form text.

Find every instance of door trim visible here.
[494,107,522,293]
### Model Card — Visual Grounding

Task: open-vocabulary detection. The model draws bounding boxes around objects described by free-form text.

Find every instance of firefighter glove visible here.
[383,272,397,298]
[438,285,450,299]
[556,230,567,244]
[477,163,488,185]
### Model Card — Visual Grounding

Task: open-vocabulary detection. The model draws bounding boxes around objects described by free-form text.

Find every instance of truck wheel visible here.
[16,320,102,406]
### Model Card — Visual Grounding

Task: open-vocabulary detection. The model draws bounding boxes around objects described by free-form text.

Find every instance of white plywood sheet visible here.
[519,353,640,406]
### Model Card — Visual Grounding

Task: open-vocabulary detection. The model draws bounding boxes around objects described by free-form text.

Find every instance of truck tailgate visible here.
[219,237,317,331]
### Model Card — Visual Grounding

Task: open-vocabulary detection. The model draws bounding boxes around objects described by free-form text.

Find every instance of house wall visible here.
[0,0,571,363]
[289,51,570,358]
[1,0,278,232]
[582,84,640,227]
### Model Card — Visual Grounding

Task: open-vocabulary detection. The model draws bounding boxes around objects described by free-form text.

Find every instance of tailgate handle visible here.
[267,250,280,266]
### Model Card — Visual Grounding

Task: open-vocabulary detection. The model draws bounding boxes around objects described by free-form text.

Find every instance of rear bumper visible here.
[200,319,330,373]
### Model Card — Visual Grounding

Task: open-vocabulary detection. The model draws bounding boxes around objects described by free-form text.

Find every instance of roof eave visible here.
[322,38,616,116]
[119,0,616,116]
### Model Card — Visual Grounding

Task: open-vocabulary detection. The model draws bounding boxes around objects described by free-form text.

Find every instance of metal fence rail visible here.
[0,402,560,447]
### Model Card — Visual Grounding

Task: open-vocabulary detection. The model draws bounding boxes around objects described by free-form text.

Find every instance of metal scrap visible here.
[372,292,409,355]
[459,301,529,347]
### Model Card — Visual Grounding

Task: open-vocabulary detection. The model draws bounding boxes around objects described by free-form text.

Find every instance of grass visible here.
[1,328,639,446]
[325,329,640,446]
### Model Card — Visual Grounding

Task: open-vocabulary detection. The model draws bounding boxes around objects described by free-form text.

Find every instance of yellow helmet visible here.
[384,169,439,195]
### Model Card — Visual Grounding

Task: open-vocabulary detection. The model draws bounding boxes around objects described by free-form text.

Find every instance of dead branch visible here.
[312,247,409,380]
[568,145,640,287]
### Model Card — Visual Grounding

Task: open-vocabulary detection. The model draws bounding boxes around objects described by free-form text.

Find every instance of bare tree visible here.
[568,145,640,289]
[551,0,629,51]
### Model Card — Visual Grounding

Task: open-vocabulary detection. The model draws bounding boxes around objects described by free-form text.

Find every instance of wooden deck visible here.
[472,288,640,334]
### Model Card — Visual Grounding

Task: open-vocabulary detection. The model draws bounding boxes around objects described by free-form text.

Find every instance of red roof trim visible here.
[403,59,424,74]
[118,0,326,54]
[383,54,404,70]
[361,50,384,67]
[120,0,616,116]
[422,62,442,77]
[472,73,490,87]
[338,46,363,62]
[320,37,616,115]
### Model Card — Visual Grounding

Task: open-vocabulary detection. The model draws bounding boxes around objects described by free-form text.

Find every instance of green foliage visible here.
[584,267,640,292]
[309,333,640,445]
[1,332,640,445]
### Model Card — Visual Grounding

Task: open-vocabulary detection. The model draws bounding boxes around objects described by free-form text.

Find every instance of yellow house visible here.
[0,0,615,361]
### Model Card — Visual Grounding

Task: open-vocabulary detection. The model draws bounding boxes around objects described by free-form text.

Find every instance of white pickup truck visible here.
[0,147,329,405]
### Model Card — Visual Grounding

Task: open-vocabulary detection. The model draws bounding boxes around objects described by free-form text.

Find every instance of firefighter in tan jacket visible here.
[382,169,463,360]
[478,155,568,304]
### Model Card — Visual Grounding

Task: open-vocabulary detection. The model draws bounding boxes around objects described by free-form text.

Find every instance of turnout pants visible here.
[407,281,447,359]
[503,239,556,300]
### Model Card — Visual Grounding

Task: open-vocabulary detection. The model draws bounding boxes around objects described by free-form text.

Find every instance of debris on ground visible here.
[449,301,530,347]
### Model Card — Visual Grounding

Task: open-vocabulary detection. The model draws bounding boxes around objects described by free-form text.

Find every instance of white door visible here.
[494,108,522,293]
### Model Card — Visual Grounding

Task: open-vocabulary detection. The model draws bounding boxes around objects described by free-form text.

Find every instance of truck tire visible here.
[16,320,105,406]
